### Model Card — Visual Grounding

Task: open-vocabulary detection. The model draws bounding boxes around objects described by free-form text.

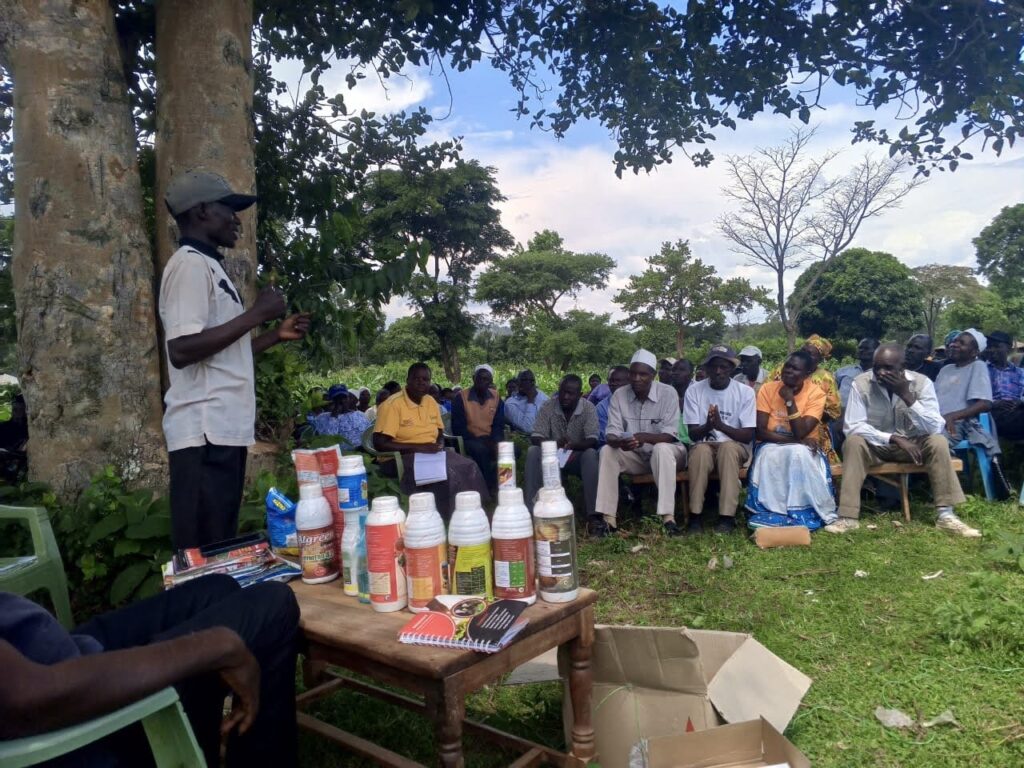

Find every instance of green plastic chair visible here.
[0,687,206,768]
[0,505,73,628]
[362,427,466,484]
[0,505,206,767]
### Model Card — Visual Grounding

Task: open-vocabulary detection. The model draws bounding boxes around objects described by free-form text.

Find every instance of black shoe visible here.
[664,520,682,537]
[713,517,737,534]
[684,515,703,536]
[588,515,611,539]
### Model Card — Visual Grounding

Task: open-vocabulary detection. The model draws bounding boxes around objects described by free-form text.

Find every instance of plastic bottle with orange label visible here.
[366,495,407,612]
[403,492,449,612]
[491,487,536,604]
[295,483,340,585]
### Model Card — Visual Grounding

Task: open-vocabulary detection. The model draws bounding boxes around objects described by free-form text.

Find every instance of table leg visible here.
[302,656,328,689]
[567,605,596,761]
[426,680,466,768]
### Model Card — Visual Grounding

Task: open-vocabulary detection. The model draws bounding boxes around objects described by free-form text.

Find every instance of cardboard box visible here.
[637,718,810,768]
[563,625,811,768]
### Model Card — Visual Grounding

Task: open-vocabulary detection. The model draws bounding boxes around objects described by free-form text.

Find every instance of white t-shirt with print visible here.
[159,245,255,452]
[683,378,756,442]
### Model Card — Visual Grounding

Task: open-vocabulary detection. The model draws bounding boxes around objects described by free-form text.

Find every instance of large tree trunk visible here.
[154,0,257,303]
[0,0,166,500]
[675,324,685,359]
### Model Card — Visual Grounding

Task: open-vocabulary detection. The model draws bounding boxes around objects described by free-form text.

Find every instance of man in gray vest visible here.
[828,343,980,537]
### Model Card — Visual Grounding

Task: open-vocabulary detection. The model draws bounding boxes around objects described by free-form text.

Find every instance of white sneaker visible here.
[824,518,860,534]
[935,515,982,538]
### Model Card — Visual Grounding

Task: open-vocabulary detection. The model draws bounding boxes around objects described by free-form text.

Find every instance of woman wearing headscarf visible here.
[769,335,841,463]
[746,350,839,529]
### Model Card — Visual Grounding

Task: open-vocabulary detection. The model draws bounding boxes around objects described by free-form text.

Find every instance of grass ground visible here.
[298,491,1024,768]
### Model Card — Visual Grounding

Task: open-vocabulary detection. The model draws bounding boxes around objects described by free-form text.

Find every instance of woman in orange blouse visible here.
[746,350,838,529]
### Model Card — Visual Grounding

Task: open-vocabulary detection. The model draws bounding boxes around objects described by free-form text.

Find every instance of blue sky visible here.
[275,49,1024,328]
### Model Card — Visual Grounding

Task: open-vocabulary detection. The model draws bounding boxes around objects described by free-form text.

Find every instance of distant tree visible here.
[974,204,1024,300]
[943,287,1024,339]
[358,161,514,381]
[475,231,615,320]
[369,316,440,364]
[912,264,981,342]
[614,240,771,357]
[717,128,922,351]
[512,310,634,372]
[794,248,923,340]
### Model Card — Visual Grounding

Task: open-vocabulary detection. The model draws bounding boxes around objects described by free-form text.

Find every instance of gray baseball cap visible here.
[164,170,257,216]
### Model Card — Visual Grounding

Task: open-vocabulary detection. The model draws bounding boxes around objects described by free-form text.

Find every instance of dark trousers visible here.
[463,437,497,490]
[994,404,1024,441]
[75,574,299,768]
[169,442,247,549]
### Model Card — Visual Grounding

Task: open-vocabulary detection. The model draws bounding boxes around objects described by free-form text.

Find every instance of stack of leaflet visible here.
[162,532,300,589]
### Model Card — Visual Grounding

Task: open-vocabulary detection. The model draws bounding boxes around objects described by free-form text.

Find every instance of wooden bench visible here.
[625,458,964,522]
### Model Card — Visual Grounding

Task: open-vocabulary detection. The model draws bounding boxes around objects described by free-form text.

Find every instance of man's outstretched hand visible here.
[277,313,311,342]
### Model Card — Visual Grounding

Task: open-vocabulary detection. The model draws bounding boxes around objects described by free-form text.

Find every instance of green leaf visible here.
[113,539,142,557]
[123,515,172,540]
[85,512,127,545]
[110,562,152,605]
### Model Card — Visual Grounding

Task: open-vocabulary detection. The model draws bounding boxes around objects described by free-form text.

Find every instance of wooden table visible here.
[292,581,597,768]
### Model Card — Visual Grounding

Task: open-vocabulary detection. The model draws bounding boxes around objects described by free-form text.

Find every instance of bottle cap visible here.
[298,483,323,500]
[338,455,365,473]
[371,495,401,514]
[408,492,437,513]
[454,491,481,511]
[541,440,557,456]
[497,487,525,506]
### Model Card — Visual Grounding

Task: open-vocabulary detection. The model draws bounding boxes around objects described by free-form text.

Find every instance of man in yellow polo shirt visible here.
[374,362,490,519]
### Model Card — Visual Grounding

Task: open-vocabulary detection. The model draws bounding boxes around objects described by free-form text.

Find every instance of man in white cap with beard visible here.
[935,329,1012,498]
[592,349,687,537]
[734,345,767,391]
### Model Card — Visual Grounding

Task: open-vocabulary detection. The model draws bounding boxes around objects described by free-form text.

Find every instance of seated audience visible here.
[373,363,490,518]
[596,366,630,445]
[525,375,599,519]
[985,331,1024,440]
[658,357,677,384]
[904,334,944,381]
[307,384,371,449]
[440,387,455,412]
[356,387,371,413]
[451,364,505,490]
[505,369,548,433]
[587,369,612,404]
[835,338,880,407]
[770,335,841,463]
[365,388,389,423]
[734,346,768,391]
[505,378,519,399]
[683,346,756,535]
[936,329,1012,498]
[586,374,602,400]
[829,343,978,536]
[0,574,299,767]
[593,349,687,537]
[382,380,402,396]
[671,358,694,407]
[745,350,839,529]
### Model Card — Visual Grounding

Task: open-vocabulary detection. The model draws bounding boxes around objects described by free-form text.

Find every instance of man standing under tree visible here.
[160,170,310,549]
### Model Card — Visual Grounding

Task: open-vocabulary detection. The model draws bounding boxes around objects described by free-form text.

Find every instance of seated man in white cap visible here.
[683,345,756,535]
[935,329,1012,498]
[593,349,687,537]
[734,346,767,391]
[450,363,505,492]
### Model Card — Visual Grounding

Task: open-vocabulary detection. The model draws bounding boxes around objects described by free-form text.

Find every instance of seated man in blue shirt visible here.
[596,366,630,446]
[505,369,548,434]
[0,575,299,767]
[986,331,1024,440]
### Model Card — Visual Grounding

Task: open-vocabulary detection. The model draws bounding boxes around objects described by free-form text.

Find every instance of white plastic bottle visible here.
[497,441,516,489]
[533,487,579,602]
[340,506,366,596]
[540,440,561,489]
[365,495,407,612]
[295,483,340,585]
[404,492,449,612]
[491,487,536,604]
[337,455,369,510]
[448,491,493,599]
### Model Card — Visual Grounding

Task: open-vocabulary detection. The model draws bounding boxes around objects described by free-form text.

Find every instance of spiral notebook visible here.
[397,595,530,653]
